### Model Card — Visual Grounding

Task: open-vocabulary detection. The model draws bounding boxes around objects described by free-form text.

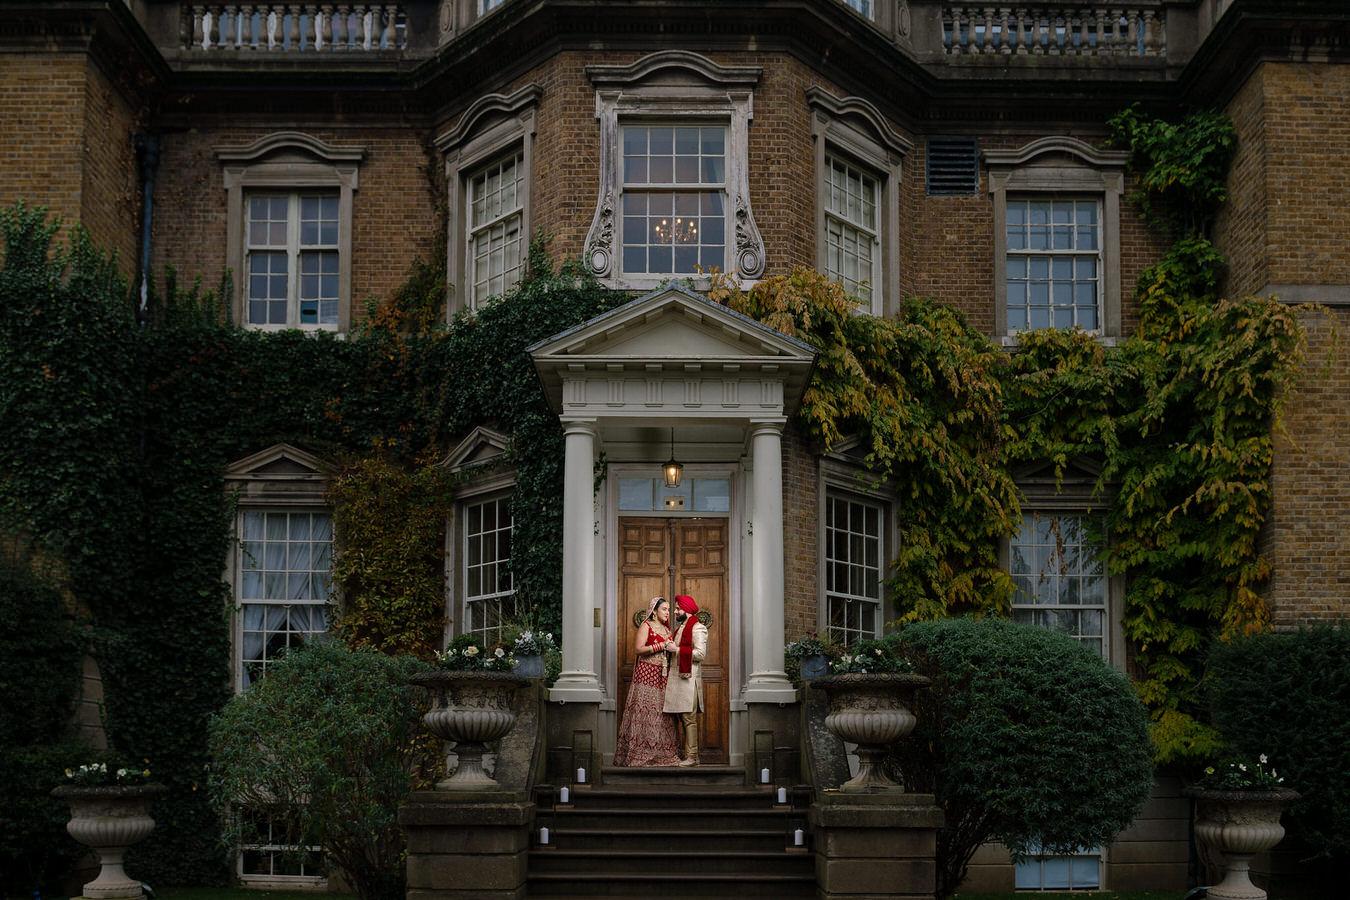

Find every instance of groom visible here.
[663,594,708,766]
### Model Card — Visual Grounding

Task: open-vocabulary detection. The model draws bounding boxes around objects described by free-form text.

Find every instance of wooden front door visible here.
[616,517,729,764]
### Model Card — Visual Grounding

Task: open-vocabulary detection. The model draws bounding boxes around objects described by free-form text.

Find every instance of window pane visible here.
[825,491,884,647]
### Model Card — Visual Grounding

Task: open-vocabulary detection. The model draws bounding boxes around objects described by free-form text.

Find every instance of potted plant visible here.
[504,616,557,681]
[410,634,528,791]
[51,759,166,900]
[1185,754,1299,900]
[785,631,837,681]
[814,637,929,792]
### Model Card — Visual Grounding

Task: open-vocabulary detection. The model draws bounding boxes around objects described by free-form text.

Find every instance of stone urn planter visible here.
[814,673,931,792]
[512,651,545,680]
[1186,786,1300,900]
[51,784,168,899]
[410,669,529,791]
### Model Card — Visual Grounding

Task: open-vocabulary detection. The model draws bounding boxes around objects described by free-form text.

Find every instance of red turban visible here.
[676,595,698,616]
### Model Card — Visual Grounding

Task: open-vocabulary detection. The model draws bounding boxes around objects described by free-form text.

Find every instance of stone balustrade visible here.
[182,4,407,51]
[940,5,1167,57]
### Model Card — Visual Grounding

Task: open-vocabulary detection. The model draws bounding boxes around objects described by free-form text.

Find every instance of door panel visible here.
[616,516,729,764]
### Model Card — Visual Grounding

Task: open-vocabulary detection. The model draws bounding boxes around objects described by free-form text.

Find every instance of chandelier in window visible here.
[653,216,699,245]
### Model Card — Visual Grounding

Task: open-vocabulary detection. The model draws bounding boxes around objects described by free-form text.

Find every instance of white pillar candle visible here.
[793,828,804,846]
[777,786,787,804]
[576,767,586,784]
[540,826,549,845]
[761,767,771,784]
[559,786,570,803]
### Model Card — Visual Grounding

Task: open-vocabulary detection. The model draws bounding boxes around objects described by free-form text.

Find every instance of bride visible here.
[613,596,681,766]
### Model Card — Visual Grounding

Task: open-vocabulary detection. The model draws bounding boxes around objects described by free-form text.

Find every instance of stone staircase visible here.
[527,766,815,899]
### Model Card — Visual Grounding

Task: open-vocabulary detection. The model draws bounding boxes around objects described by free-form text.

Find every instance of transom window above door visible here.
[618,476,730,512]
[621,125,728,277]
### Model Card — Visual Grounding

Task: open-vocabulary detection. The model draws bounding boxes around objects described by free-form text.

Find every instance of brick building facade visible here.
[4,0,1348,893]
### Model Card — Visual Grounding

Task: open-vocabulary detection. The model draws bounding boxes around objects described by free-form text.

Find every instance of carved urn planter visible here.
[410,670,529,791]
[51,784,168,899]
[1186,787,1300,900]
[814,673,930,792]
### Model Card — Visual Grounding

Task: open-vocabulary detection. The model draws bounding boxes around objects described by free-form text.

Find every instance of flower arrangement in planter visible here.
[433,633,514,672]
[830,637,915,675]
[53,756,166,900]
[1187,753,1299,900]
[785,631,839,681]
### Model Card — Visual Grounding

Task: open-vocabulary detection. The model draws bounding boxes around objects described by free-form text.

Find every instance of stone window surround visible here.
[806,86,911,317]
[583,50,766,290]
[1004,466,1127,668]
[216,133,364,333]
[435,84,541,315]
[984,136,1129,342]
[818,447,894,640]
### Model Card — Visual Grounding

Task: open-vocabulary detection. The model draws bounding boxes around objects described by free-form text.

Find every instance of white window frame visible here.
[1015,846,1102,890]
[1008,509,1109,658]
[1004,196,1103,333]
[437,85,539,314]
[824,153,881,304]
[460,492,516,645]
[243,192,342,330]
[1004,463,1125,667]
[985,137,1128,343]
[216,133,363,333]
[840,0,876,21]
[818,445,894,647]
[807,86,909,317]
[824,489,886,647]
[236,814,326,889]
[584,50,766,290]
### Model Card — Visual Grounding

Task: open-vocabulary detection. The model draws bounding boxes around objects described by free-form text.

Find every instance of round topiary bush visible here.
[887,617,1154,899]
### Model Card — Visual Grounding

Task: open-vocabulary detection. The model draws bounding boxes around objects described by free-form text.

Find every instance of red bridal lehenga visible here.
[613,626,680,766]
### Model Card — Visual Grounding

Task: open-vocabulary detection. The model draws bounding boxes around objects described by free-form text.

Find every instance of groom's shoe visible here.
[677,757,697,767]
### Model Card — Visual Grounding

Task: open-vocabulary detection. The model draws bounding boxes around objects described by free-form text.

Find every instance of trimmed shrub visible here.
[1207,622,1350,862]
[0,556,87,896]
[208,642,433,900]
[888,618,1154,900]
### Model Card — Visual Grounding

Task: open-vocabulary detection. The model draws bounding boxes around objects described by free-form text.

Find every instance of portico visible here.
[529,284,816,763]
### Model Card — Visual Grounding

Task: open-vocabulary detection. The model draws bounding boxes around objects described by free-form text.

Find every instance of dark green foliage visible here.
[209,643,433,900]
[889,618,1154,900]
[1207,623,1350,862]
[0,555,87,895]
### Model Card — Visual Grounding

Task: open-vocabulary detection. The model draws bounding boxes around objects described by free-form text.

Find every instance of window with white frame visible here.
[984,137,1128,341]
[825,492,884,647]
[807,86,909,316]
[245,193,341,329]
[1005,198,1101,332]
[237,510,333,689]
[824,153,880,303]
[217,133,363,332]
[437,84,539,314]
[1009,511,1107,657]
[584,51,766,289]
[1014,846,1101,890]
[621,124,728,277]
[464,495,515,644]
[467,150,526,304]
[238,812,324,884]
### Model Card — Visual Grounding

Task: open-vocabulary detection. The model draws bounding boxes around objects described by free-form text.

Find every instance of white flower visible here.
[1260,754,1269,764]
[464,645,479,657]
[494,647,505,658]
[117,768,128,778]
[874,648,883,656]
[1239,763,1247,772]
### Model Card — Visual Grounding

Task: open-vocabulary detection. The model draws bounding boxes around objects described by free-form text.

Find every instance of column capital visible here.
[560,418,598,438]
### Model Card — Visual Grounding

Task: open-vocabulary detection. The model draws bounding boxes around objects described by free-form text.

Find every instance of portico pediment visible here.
[528,284,817,421]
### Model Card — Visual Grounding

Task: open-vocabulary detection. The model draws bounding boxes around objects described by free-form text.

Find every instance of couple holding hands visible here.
[613,594,708,767]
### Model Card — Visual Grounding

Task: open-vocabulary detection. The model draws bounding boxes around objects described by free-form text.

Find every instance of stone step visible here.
[599,764,748,786]
[538,826,796,853]
[554,785,782,810]
[543,806,795,831]
[526,871,817,899]
[528,848,814,875]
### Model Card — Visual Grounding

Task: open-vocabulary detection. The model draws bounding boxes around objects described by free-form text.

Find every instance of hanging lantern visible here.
[662,428,682,489]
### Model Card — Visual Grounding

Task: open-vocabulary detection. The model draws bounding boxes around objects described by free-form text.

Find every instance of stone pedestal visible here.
[399,790,534,900]
[810,792,944,900]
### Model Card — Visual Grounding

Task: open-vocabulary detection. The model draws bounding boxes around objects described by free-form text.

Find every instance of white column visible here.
[550,419,603,702]
[744,420,795,703]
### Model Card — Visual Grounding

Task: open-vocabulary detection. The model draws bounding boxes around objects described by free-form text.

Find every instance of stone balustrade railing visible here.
[183,4,407,52]
[940,5,1167,57]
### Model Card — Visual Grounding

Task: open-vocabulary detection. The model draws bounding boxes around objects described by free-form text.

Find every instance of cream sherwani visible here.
[662,616,708,714]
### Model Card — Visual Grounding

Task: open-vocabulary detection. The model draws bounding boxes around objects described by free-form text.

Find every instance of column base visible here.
[547,673,603,704]
[743,672,798,705]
